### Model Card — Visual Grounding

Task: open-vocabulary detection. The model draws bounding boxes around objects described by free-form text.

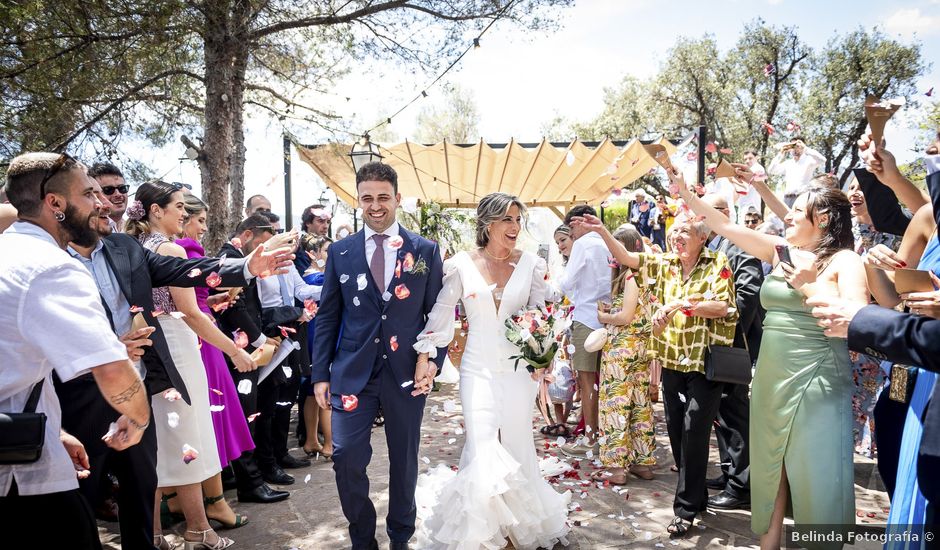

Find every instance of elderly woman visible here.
[572,208,738,537]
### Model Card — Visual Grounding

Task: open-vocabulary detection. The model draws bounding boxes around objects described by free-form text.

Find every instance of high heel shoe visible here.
[154,534,180,550]
[204,494,249,529]
[160,491,185,528]
[183,529,234,550]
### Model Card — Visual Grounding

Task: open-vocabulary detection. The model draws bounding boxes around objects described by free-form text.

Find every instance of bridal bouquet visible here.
[504,305,565,373]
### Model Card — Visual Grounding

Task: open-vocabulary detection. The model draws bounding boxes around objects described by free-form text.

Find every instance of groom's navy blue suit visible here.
[312,226,446,548]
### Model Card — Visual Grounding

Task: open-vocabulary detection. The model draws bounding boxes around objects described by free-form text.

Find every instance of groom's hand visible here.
[314,382,331,410]
[411,358,437,397]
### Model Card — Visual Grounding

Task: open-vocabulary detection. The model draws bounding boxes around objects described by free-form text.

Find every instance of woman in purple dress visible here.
[176,193,254,529]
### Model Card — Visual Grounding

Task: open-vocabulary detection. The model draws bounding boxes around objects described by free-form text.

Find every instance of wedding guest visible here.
[299,234,334,458]
[295,204,332,274]
[669,167,867,548]
[88,162,129,231]
[554,224,573,263]
[768,138,826,207]
[126,180,255,550]
[559,205,612,458]
[702,194,764,512]
[571,208,738,537]
[628,189,659,243]
[652,195,675,249]
[214,215,291,504]
[245,194,272,217]
[0,152,150,549]
[593,224,656,485]
[256,235,322,483]
[176,193,254,528]
[845,177,899,457]
[59,177,266,549]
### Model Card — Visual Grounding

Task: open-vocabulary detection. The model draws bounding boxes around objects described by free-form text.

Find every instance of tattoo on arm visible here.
[110,379,142,405]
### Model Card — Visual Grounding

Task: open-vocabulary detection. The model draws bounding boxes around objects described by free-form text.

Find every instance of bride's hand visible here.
[411,357,437,397]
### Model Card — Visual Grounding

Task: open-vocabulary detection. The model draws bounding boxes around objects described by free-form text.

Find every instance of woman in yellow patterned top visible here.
[570,210,738,537]
[593,224,657,485]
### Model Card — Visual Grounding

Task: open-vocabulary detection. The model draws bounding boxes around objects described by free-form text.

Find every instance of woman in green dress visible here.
[593,224,657,485]
[670,169,868,549]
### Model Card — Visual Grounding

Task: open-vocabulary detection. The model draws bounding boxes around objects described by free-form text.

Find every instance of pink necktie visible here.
[370,233,388,290]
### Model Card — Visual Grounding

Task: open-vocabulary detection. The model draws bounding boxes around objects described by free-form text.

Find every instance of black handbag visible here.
[0,380,47,465]
[704,335,753,386]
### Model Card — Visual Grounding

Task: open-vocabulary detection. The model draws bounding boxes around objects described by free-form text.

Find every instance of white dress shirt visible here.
[364,221,401,291]
[0,222,128,496]
[258,268,322,308]
[768,147,826,195]
[558,232,612,330]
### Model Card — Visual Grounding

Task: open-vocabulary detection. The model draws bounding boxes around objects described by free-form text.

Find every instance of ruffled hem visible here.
[416,444,571,550]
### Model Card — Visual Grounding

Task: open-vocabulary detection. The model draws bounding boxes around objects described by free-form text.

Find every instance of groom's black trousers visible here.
[331,359,426,549]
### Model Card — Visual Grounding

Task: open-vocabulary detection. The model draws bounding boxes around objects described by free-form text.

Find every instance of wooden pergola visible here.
[293,137,678,219]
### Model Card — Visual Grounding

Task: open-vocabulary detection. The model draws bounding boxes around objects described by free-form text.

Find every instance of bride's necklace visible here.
[482,246,512,262]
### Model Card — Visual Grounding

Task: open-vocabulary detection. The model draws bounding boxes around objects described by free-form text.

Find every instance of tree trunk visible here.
[228,50,248,231]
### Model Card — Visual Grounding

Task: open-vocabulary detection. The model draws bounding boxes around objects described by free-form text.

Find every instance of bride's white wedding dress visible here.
[413,250,571,550]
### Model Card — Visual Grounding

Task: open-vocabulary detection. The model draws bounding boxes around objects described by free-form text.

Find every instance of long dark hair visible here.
[124,180,182,237]
[802,186,854,270]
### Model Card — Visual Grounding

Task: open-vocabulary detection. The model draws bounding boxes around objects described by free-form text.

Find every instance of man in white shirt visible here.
[559,205,612,457]
[767,138,826,207]
[0,152,150,549]
[736,150,766,224]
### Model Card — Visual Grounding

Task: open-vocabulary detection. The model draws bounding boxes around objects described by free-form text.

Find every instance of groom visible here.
[312,162,447,550]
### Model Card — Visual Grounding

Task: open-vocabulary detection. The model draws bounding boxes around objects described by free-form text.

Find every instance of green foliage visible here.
[546,21,927,186]
[601,202,631,232]
[397,200,473,256]
[413,84,480,144]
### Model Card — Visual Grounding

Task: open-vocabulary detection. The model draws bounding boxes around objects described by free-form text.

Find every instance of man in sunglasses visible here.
[88,163,129,232]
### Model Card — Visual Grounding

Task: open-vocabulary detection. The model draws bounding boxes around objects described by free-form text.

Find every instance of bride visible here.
[413,192,571,550]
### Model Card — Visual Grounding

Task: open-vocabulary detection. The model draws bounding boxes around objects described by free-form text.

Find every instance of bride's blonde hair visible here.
[476,192,527,248]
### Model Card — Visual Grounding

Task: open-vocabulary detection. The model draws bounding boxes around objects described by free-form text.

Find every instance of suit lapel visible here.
[102,240,134,303]
[385,228,418,308]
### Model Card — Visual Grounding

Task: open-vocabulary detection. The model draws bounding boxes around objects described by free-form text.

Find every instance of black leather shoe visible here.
[708,490,750,510]
[237,483,290,503]
[389,542,410,550]
[278,454,311,469]
[261,466,295,485]
[706,475,727,490]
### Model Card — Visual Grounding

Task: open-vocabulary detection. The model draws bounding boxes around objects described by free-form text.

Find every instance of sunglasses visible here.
[39,152,75,198]
[744,218,761,226]
[169,181,193,191]
[101,184,130,195]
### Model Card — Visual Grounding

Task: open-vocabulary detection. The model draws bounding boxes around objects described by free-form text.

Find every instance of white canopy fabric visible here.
[295,137,677,209]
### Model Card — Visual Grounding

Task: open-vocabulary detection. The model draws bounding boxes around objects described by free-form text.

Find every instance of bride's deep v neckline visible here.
[464,251,526,317]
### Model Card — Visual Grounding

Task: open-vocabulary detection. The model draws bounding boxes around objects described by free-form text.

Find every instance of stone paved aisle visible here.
[100,385,890,549]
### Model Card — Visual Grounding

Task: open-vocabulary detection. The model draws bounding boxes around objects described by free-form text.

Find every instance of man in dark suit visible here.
[702,194,764,511]
[56,179,293,549]
[215,213,292,503]
[312,162,447,550]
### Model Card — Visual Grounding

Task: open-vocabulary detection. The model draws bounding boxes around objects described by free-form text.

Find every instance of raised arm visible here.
[598,276,640,327]
[864,203,934,308]
[566,216,641,270]
[159,242,257,372]
[670,169,784,264]
[734,163,789,220]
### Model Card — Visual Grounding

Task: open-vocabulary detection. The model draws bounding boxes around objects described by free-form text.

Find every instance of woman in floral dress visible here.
[593,224,656,484]
[847,178,901,457]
